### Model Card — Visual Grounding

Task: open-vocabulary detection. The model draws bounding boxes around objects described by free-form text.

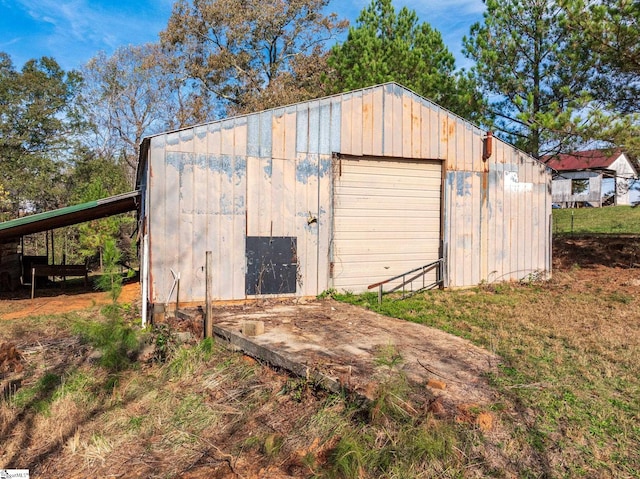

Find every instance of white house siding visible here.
[551,171,602,205]
[141,83,552,306]
[610,154,637,205]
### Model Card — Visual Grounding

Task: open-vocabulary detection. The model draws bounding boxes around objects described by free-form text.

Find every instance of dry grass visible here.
[1,307,476,478]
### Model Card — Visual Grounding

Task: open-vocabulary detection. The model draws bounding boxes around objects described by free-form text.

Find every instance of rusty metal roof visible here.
[0,191,140,242]
[542,149,625,171]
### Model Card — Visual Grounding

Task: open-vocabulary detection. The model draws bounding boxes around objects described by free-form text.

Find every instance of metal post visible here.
[31,268,35,299]
[175,275,180,314]
[205,251,213,338]
[141,234,149,328]
[571,209,574,234]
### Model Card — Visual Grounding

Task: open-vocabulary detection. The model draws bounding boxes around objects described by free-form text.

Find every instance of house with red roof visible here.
[542,149,638,207]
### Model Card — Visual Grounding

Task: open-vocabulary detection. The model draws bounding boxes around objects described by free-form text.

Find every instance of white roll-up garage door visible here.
[332,157,443,293]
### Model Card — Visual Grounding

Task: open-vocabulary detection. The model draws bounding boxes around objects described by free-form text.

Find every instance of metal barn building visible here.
[137,83,551,314]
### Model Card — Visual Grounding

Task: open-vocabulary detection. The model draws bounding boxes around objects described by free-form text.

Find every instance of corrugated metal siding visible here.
[147,97,340,302]
[145,82,552,303]
[336,84,551,287]
[332,157,442,292]
[148,119,249,303]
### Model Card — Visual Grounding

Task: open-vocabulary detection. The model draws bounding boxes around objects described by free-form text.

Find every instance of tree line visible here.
[1,0,638,261]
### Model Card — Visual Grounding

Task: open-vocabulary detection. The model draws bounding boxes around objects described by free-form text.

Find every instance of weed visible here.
[263,433,284,458]
[281,377,310,402]
[127,415,145,432]
[327,433,368,479]
[166,337,216,378]
[608,291,633,304]
[152,323,178,363]
[373,344,403,369]
[317,288,338,299]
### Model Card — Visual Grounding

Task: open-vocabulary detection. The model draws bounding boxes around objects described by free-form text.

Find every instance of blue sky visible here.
[0,0,485,72]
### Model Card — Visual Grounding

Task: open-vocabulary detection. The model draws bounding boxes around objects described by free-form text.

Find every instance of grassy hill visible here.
[553,205,640,235]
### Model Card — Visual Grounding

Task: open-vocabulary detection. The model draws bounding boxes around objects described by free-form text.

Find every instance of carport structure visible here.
[0,191,140,293]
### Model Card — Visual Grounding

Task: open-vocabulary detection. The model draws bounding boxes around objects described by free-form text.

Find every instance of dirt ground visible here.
[0,281,140,320]
[552,235,640,292]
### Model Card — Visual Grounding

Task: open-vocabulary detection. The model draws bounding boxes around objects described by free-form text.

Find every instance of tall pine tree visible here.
[328,0,482,120]
[464,0,593,157]
[562,0,640,156]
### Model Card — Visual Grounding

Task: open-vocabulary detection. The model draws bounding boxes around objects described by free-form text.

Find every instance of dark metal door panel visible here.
[245,236,297,295]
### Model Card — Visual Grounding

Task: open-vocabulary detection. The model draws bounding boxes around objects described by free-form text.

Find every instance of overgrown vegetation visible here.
[553,205,640,235]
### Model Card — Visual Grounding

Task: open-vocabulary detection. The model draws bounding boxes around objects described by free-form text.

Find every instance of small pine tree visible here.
[96,239,123,302]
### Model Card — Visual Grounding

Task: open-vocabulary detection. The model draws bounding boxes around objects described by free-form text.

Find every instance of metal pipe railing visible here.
[367,259,444,304]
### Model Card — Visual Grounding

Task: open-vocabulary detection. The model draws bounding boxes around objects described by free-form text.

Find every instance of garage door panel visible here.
[334,220,440,234]
[340,160,441,173]
[336,175,440,189]
[334,186,441,198]
[333,208,440,219]
[334,239,440,255]
[335,200,440,212]
[332,257,441,279]
[333,157,442,293]
[334,225,440,241]
[334,250,441,261]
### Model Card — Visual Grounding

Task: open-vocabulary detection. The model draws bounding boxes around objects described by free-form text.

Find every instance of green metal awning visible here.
[0,191,140,241]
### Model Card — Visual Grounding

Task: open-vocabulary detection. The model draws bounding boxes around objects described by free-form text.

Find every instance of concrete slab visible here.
[179,299,501,411]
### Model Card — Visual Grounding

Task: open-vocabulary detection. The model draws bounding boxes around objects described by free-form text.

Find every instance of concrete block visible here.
[241,320,265,336]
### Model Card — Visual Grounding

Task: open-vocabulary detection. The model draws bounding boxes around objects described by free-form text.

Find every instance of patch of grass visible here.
[11,372,61,414]
[171,393,216,433]
[553,205,640,235]
[166,337,216,377]
[53,370,98,404]
[336,271,640,477]
[318,393,463,478]
[297,363,467,478]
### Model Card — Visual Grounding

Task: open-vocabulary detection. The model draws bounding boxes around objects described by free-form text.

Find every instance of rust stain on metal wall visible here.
[448,121,455,139]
